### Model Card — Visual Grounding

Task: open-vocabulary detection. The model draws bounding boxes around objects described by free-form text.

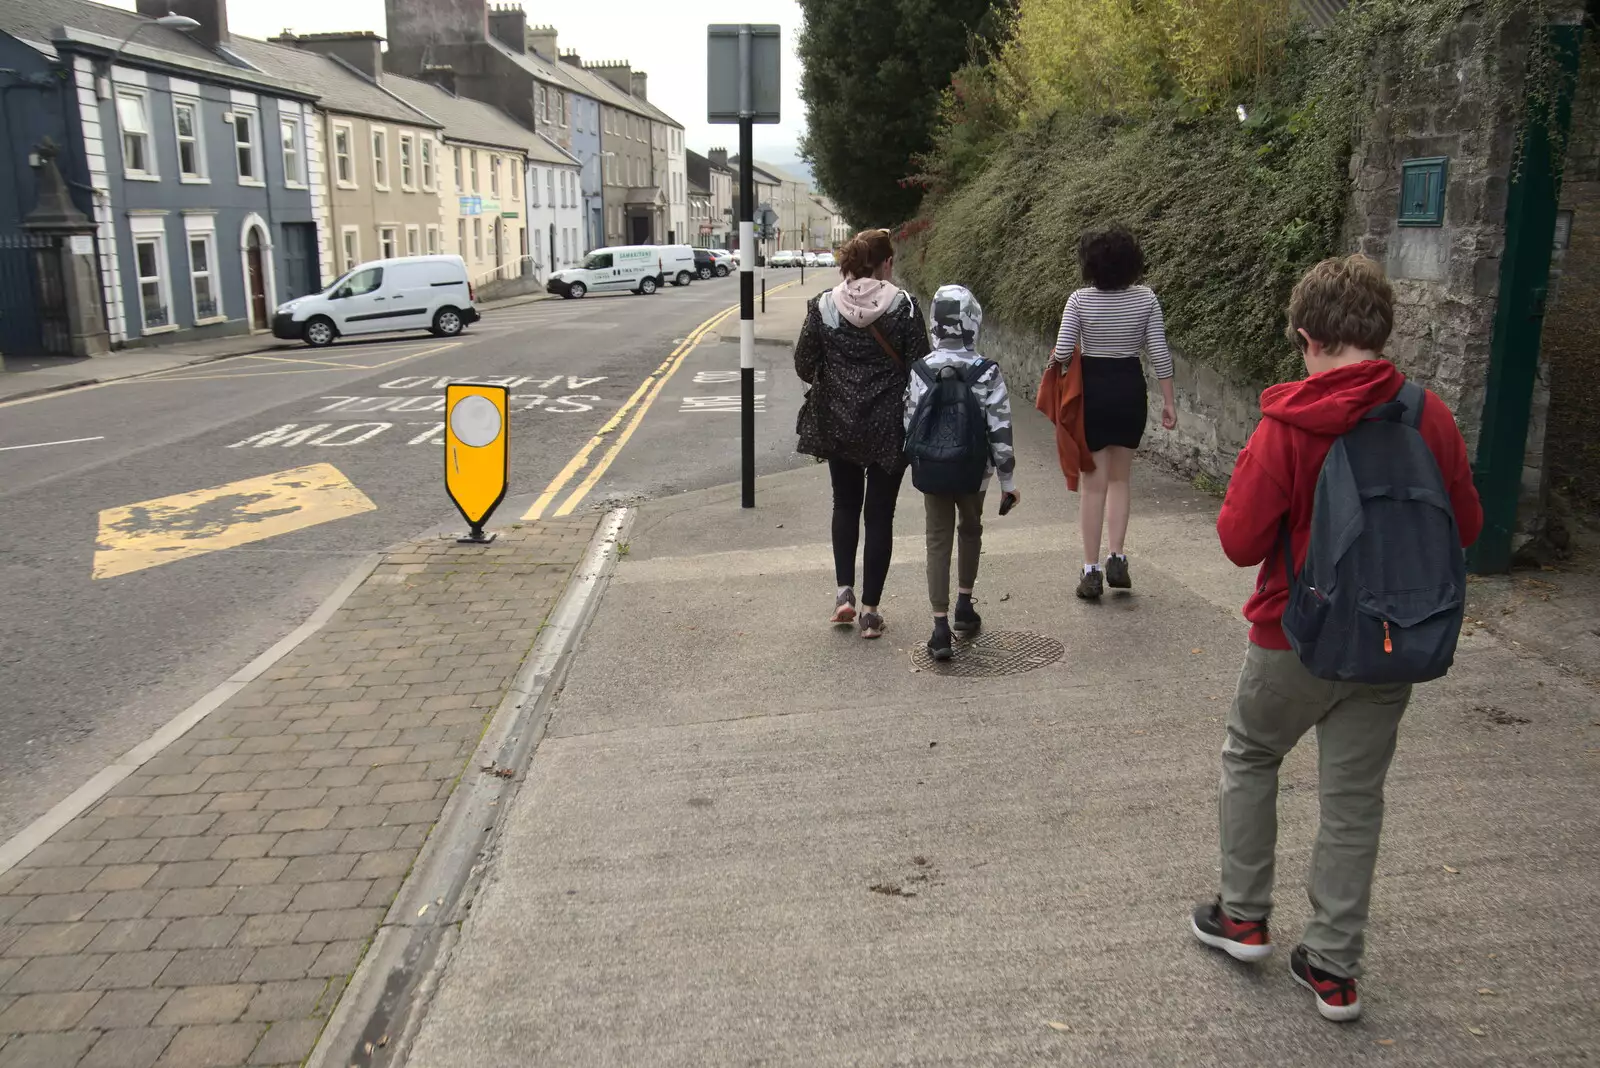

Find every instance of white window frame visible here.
[489,154,500,197]
[333,120,356,188]
[379,226,398,260]
[172,96,206,183]
[530,166,540,207]
[341,225,360,272]
[469,150,479,194]
[472,217,482,260]
[372,126,390,191]
[426,224,441,255]
[233,107,262,186]
[117,87,156,180]
[130,215,174,333]
[183,216,223,324]
[457,218,467,259]
[405,224,420,256]
[421,138,435,192]
[558,91,567,128]
[280,113,305,189]
[510,160,520,201]
[547,169,555,207]
[453,146,463,190]
[399,132,416,191]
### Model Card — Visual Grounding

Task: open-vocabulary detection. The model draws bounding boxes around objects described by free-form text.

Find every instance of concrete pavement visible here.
[402,407,1599,1063]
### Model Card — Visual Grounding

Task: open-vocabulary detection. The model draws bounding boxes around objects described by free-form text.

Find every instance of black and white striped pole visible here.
[709,23,780,510]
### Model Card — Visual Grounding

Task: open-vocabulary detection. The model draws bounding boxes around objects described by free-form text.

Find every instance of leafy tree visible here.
[798,0,1010,227]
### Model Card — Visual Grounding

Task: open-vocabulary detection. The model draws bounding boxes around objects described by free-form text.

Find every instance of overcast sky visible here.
[107,0,809,161]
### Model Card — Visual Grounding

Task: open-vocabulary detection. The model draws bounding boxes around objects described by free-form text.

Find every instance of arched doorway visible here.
[239,214,276,333]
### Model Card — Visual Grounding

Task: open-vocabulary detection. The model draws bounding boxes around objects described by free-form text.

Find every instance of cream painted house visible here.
[235,33,444,283]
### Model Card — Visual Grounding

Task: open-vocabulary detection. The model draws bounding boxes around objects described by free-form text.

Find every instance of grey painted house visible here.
[1,0,324,347]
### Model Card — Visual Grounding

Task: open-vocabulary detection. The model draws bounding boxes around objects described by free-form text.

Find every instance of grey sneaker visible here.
[1106,554,1132,589]
[859,610,885,639]
[1076,568,1104,600]
[830,589,857,625]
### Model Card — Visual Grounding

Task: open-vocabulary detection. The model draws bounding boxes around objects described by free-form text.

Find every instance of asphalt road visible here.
[0,276,818,842]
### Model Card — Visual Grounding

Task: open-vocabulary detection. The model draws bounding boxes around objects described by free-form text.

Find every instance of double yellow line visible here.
[523,282,798,521]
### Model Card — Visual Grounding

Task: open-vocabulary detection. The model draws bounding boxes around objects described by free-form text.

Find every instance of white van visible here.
[273,255,479,347]
[658,244,697,287]
[546,246,663,299]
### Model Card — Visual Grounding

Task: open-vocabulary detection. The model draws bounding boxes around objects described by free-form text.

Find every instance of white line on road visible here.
[0,436,105,452]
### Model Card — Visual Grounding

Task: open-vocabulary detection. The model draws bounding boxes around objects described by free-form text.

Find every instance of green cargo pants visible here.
[1218,643,1412,978]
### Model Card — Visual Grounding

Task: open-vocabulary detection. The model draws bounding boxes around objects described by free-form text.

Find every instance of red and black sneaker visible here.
[1290,944,1362,1022]
[1190,899,1273,962]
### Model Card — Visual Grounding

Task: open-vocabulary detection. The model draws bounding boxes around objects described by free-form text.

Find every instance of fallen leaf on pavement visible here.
[1477,988,1496,996]
[1443,865,1460,874]
[1468,1026,1486,1036]
[999,593,1011,601]
[1191,648,1203,655]
[417,904,428,917]
[1376,1039,1395,1046]
[1046,1021,1072,1032]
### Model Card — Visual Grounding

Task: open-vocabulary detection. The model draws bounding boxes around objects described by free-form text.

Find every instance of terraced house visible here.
[0,0,322,349]
[236,32,444,286]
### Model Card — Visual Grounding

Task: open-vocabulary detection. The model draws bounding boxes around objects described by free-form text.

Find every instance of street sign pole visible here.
[738,26,756,509]
[709,23,779,510]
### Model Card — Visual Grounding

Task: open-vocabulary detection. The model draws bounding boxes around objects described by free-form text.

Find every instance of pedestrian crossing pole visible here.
[709,23,779,510]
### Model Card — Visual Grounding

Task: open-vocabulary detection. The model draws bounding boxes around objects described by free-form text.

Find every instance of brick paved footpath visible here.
[0,517,602,1068]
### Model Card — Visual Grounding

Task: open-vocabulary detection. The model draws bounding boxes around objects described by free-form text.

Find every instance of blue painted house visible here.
[0,0,323,350]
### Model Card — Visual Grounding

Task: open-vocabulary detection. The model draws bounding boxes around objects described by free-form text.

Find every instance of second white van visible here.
[658,244,697,287]
[547,246,664,299]
[272,255,479,347]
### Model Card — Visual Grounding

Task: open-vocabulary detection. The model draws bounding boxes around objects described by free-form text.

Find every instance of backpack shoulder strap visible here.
[961,358,995,385]
[911,358,937,386]
[1396,378,1426,429]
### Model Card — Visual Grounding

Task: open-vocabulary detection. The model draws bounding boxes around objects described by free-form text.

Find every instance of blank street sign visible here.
[707,24,781,124]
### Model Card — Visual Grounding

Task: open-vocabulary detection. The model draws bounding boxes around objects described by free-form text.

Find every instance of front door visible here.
[246,229,268,330]
[281,223,319,300]
[630,214,650,245]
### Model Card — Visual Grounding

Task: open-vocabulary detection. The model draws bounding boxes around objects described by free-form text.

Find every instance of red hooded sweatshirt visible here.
[1218,359,1484,650]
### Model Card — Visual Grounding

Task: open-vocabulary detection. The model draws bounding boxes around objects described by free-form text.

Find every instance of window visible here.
[341,226,360,272]
[117,89,153,177]
[334,122,355,187]
[548,169,555,206]
[558,92,567,127]
[379,226,397,259]
[372,128,389,189]
[453,146,463,189]
[1400,157,1449,227]
[133,232,170,330]
[187,231,219,321]
[538,85,548,123]
[173,98,204,181]
[233,108,261,183]
[510,161,520,201]
[399,133,415,190]
[421,138,435,191]
[529,167,539,207]
[561,228,569,264]
[472,218,482,260]
[426,225,440,255]
[458,218,467,259]
[405,224,420,256]
[490,155,500,197]
[469,151,479,194]
[280,115,304,187]
[344,267,383,296]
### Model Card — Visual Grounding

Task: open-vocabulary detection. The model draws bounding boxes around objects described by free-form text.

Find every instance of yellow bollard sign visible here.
[444,383,509,543]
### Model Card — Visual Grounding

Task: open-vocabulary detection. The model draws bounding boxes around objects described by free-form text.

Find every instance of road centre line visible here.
[0,435,105,452]
[526,280,799,521]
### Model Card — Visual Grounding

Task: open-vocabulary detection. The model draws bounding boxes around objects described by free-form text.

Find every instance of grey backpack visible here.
[1280,379,1465,684]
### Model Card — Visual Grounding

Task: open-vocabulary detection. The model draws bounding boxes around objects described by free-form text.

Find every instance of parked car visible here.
[273,255,479,347]
[816,250,837,268]
[803,252,819,267]
[708,250,735,276]
[546,246,663,298]
[694,249,718,280]
[659,244,697,287]
[770,250,800,268]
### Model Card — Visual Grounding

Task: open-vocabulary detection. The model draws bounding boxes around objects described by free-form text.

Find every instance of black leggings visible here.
[828,459,906,607]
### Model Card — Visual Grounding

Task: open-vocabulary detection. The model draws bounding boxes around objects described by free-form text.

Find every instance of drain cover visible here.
[910,629,1064,677]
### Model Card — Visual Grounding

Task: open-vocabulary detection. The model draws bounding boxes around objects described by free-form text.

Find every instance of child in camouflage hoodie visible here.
[904,284,1020,660]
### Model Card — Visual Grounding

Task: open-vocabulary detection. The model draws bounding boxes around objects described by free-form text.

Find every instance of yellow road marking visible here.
[525,282,800,521]
[93,463,376,580]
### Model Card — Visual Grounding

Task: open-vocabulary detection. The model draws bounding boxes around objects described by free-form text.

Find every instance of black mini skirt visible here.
[1081,356,1148,453]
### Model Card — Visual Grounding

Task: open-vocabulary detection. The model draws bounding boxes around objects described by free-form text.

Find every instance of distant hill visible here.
[774,159,815,187]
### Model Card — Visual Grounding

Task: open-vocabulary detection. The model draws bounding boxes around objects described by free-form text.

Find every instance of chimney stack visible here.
[525,24,558,61]
[630,70,647,100]
[136,0,228,50]
[584,60,633,96]
[269,31,385,82]
[559,48,582,68]
[708,148,729,170]
[487,4,526,54]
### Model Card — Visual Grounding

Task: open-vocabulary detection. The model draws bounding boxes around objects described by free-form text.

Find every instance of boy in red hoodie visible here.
[1191,256,1483,1021]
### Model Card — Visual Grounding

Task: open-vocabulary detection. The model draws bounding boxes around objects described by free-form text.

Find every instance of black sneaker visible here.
[1076,568,1103,600]
[1190,899,1273,962]
[1290,945,1361,1022]
[1105,554,1132,589]
[952,595,982,635]
[927,618,953,661]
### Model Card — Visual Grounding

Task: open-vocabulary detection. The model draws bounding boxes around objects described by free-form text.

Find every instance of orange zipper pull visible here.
[1383,621,1393,654]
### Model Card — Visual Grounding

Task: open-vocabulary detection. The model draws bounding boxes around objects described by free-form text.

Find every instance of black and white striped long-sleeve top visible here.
[1049,285,1174,380]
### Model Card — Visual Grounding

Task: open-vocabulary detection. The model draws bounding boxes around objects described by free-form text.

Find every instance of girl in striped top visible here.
[1049,225,1178,600]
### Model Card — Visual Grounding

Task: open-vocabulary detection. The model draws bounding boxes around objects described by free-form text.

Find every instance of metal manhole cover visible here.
[910,629,1064,677]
